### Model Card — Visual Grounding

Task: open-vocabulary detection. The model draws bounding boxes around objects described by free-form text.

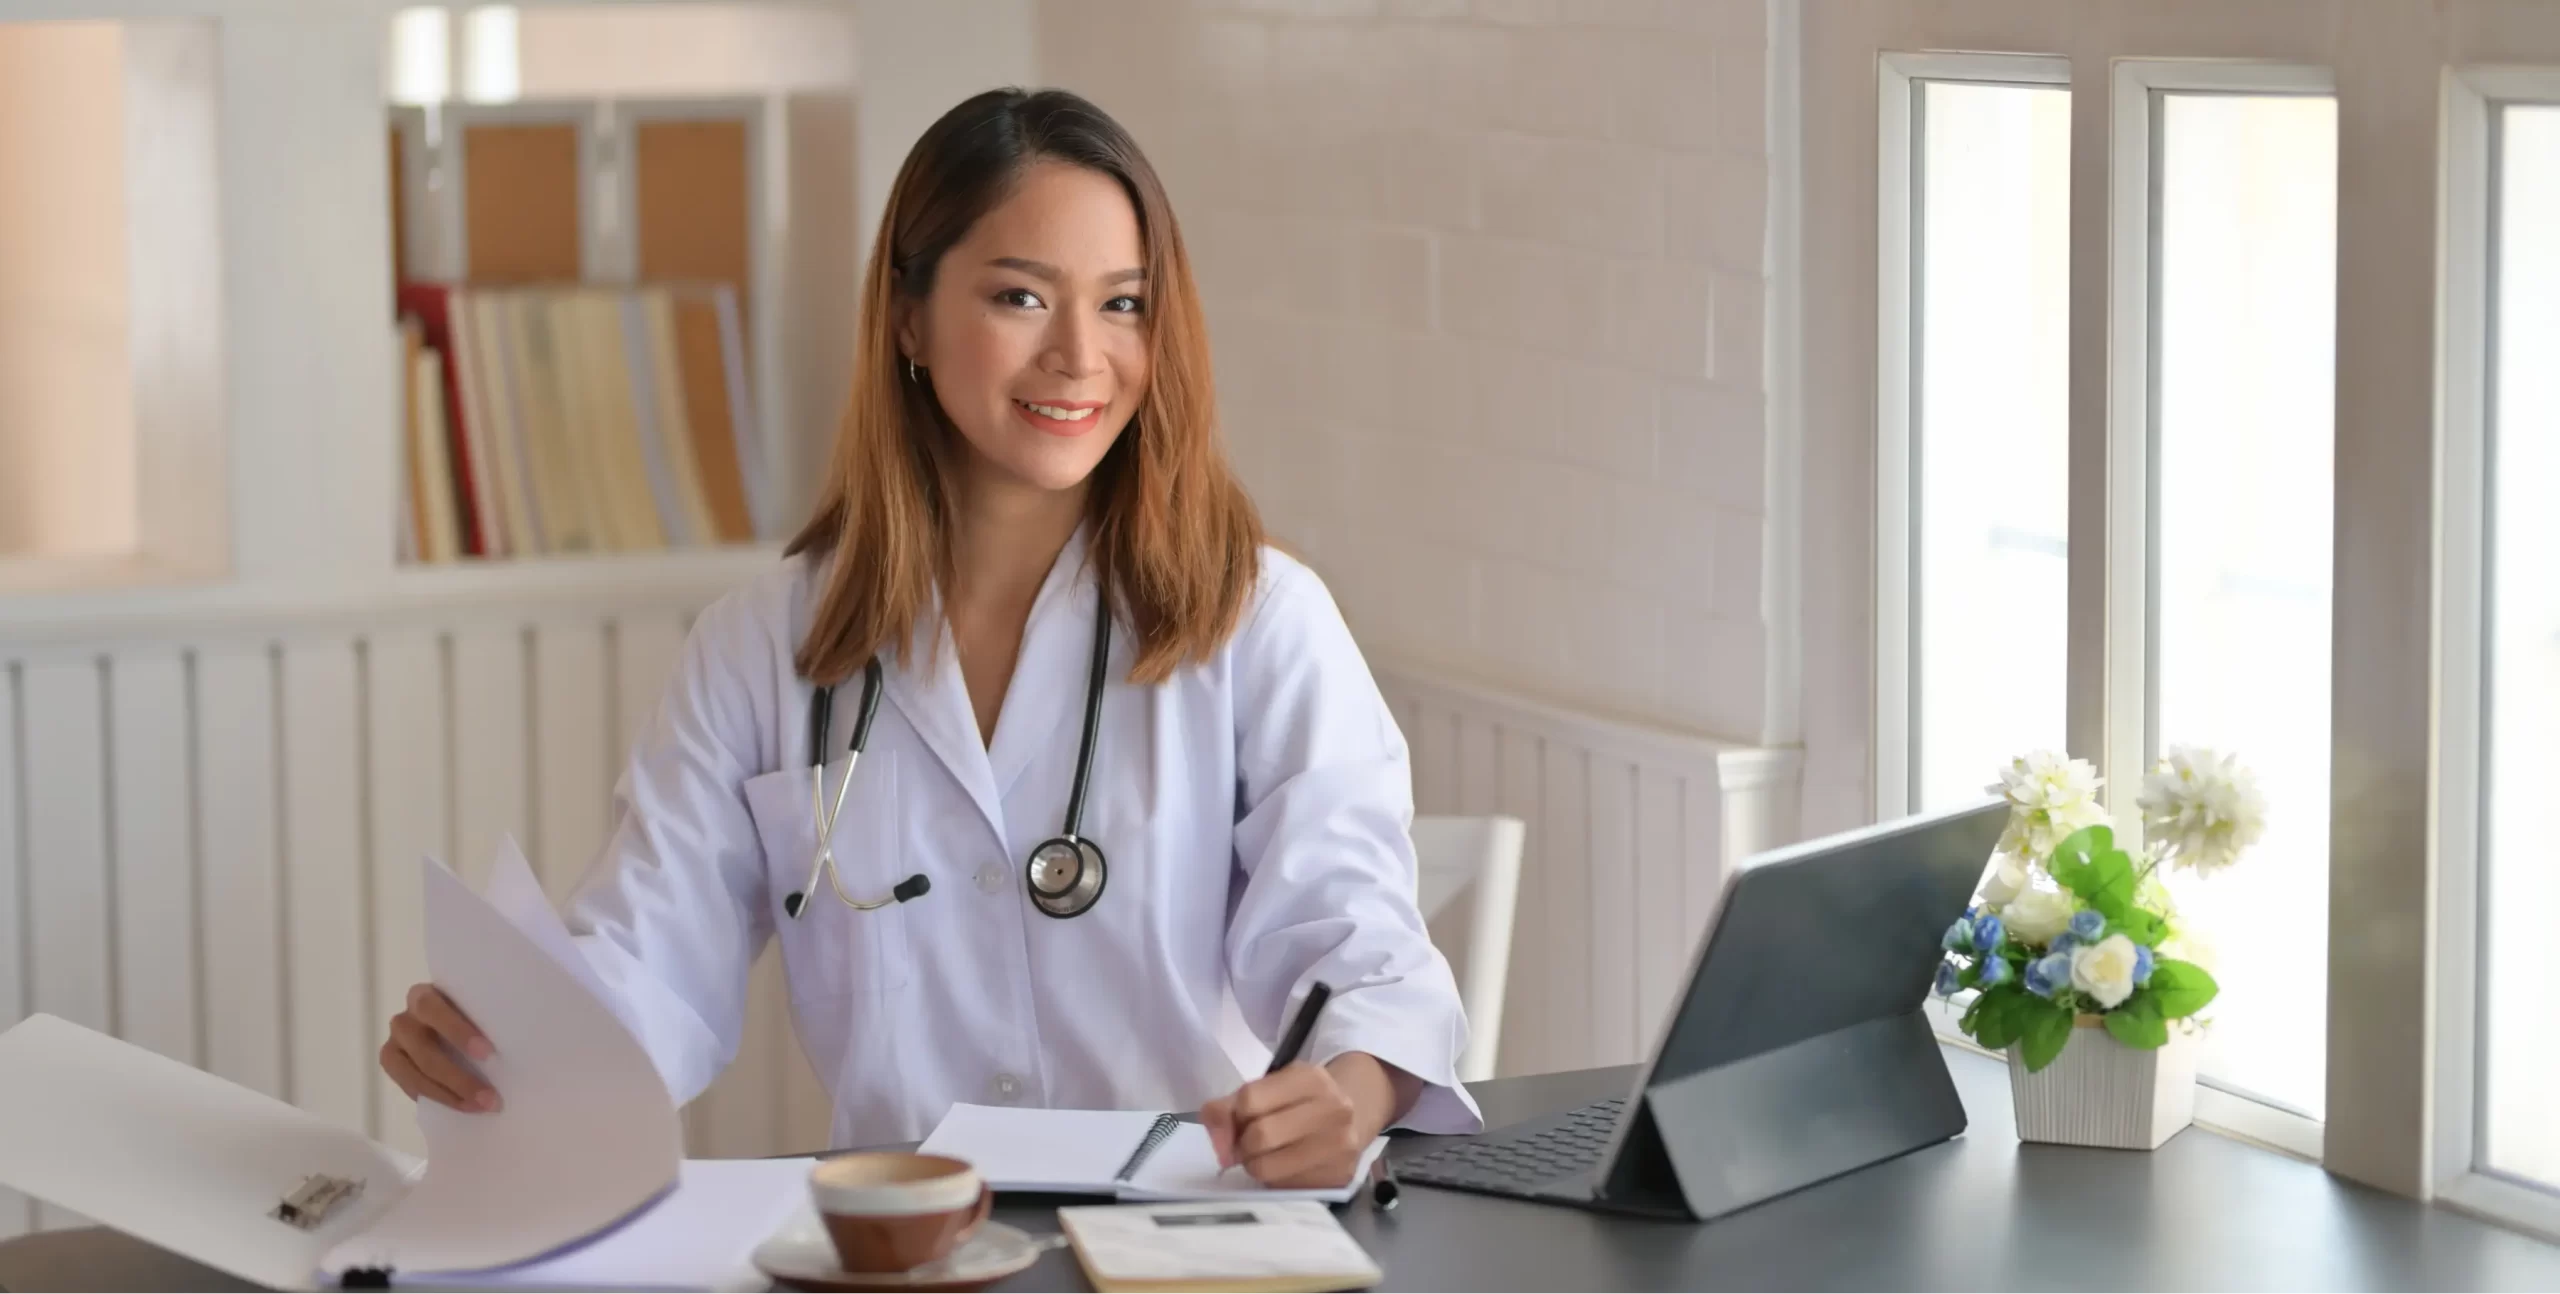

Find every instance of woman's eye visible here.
[995,288,1044,310]
[1104,295,1144,315]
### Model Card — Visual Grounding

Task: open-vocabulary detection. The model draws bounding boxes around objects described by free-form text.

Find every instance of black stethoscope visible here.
[783,604,1113,921]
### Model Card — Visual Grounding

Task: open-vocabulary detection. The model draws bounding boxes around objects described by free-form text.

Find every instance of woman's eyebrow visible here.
[988,256,1146,286]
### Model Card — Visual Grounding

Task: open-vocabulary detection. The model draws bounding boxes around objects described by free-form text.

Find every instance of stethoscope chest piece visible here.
[1026,835,1107,919]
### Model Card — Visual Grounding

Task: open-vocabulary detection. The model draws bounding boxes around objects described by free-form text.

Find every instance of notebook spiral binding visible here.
[1111,1113,1182,1183]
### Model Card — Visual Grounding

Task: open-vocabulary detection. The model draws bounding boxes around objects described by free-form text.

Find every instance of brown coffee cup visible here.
[808,1151,992,1274]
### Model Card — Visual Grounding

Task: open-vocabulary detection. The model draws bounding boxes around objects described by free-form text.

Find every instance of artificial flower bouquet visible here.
[1937,747,2264,1072]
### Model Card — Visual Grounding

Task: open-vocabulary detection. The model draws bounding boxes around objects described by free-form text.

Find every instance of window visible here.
[1878,56,2073,819]
[2481,99,2560,1193]
[1825,0,2560,1213]
[2148,89,2338,1121]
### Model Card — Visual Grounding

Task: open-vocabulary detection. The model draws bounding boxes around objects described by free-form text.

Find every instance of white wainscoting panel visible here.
[0,563,1805,1241]
[1374,663,1801,1080]
[281,637,370,1137]
[365,630,448,1156]
[108,651,197,1073]
[0,666,32,1236]
[0,557,810,1239]
[195,644,285,1103]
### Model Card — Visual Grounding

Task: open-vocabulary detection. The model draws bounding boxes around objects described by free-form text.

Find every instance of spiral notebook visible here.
[916,1105,1387,1204]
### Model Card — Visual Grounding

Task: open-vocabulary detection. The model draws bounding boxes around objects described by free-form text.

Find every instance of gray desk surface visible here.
[5,1045,2559,1291]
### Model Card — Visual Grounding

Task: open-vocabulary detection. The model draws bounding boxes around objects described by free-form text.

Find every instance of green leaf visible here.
[2103,993,2169,1049]
[2147,959,2219,1018]
[2051,824,2115,863]
[2111,908,2169,948]
[1971,986,2029,1051]
[2019,1001,2075,1072]
[2050,836,2137,914]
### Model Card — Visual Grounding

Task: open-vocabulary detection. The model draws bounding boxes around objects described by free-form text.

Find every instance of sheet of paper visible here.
[917,1103,1165,1193]
[320,853,684,1281]
[1118,1125,1387,1205]
[1059,1199,1382,1289]
[423,1158,818,1291]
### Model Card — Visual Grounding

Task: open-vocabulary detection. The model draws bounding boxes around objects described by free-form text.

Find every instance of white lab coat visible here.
[560,527,1483,1149]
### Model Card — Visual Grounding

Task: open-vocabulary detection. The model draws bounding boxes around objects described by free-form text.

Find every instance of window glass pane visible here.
[2483,102,2560,1189]
[2152,91,2337,1119]
[1913,80,2072,812]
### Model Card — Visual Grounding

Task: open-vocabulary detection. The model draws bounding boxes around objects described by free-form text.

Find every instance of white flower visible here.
[2000,885,2076,947]
[2159,925,2218,973]
[1979,853,2036,907]
[2071,933,2142,1009]
[1989,750,2110,863]
[2137,746,2267,876]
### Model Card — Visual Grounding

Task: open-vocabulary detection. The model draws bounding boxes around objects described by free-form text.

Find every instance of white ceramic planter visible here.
[2008,1017,2199,1150]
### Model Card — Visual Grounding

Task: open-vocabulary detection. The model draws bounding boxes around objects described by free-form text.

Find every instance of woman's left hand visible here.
[1200,1052,1413,1188]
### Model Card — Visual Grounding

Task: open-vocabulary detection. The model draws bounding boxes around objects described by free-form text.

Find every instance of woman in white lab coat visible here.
[378,87,1480,1187]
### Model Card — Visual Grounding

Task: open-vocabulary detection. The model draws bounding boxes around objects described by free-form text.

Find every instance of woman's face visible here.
[901,159,1151,497]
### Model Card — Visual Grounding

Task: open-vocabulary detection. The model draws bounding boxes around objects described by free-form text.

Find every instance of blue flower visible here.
[2050,932,2080,958]
[1972,914,2005,953]
[2025,953,2073,999]
[2133,943,2155,986]
[1942,918,1975,954]
[1934,962,1962,998]
[1977,956,2014,990]
[2069,909,2107,941]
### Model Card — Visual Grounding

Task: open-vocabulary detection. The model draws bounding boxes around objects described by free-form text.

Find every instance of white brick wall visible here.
[1038,0,1774,739]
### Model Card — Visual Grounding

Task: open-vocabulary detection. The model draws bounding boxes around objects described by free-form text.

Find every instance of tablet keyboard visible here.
[1398,1096,1626,1195]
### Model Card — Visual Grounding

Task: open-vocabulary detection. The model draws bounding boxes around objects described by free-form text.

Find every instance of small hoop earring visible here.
[906,358,923,384]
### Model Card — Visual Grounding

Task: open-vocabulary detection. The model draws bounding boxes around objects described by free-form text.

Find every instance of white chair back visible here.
[1412,815,1524,1083]
[1212,815,1526,1086]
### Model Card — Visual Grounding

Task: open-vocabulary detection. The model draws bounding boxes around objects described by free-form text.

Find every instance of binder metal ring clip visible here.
[272,1174,365,1231]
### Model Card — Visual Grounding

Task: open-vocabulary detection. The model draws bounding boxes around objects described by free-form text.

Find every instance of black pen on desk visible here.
[1369,1153,1401,1211]
[1266,981,1333,1074]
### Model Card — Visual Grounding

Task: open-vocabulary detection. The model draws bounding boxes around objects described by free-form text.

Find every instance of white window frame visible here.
[2101,59,2335,806]
[1880,51,2334,1162]
[2102,60,2335,1163]
[2430,63,2560,1245]
[1873,52,2073,824]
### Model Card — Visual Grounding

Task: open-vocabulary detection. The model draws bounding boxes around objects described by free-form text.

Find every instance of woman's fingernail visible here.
[468,1039,495,1061]
[476,1091,501,1113]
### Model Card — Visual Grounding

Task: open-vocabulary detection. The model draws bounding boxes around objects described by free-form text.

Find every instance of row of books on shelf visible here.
[396,279,774,564]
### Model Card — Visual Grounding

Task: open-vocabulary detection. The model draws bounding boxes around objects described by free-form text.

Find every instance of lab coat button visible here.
[991,1072,1022,1102]
[975,862,1008,894]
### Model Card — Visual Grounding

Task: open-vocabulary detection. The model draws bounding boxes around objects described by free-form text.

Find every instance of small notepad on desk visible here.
[1059,1200,1384,1293]
[916,1104,1387,1203]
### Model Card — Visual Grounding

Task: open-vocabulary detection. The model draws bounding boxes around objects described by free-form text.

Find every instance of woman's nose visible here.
[1043,311,1106,379]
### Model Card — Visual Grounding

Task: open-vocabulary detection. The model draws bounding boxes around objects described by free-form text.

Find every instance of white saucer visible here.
[753,1220,1055,1291]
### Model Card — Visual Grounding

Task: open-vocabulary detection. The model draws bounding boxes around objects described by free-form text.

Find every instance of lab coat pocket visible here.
[741,751,916,998]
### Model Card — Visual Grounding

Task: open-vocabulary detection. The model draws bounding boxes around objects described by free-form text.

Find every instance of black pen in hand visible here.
[1266,981,1333,1074]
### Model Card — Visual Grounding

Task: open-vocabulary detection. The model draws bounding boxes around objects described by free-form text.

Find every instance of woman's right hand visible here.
[380,983,502,1112]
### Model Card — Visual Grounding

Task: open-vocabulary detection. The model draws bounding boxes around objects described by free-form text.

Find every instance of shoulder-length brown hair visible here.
[786,87,1263,688]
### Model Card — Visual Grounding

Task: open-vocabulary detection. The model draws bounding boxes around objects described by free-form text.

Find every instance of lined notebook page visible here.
[1118,1126,1388,1204]
[917,1105,1169,1193]
[917,1105,1386,1203]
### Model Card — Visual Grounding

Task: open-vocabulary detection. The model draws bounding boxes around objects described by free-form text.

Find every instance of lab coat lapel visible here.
[878,590,1010,847]
[988,526,1105,807]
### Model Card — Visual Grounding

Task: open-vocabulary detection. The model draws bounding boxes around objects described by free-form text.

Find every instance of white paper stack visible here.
[0,839,803,1291]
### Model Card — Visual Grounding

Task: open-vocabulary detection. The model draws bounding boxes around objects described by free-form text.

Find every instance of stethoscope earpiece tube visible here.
[788,660,887,920]
[792,603,1114,921]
